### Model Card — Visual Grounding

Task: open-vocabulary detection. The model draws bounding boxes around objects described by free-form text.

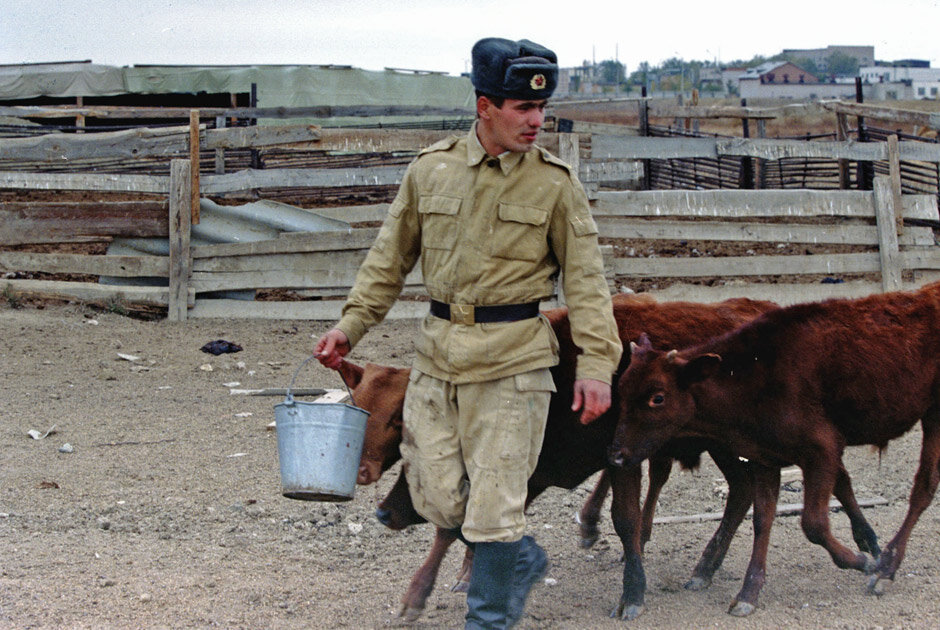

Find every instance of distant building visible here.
[859,63,940,100]
[781,45,875,72]
[739,61,858,99]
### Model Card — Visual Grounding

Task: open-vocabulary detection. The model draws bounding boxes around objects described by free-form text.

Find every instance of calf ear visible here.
[336,359,365,389]
[679,353,722,386]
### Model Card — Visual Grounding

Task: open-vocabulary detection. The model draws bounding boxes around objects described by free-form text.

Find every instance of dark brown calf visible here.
[342,295,871,620]
[611,282,940,615]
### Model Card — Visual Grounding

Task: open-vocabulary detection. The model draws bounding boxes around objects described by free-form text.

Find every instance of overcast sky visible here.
[2,0,938,75]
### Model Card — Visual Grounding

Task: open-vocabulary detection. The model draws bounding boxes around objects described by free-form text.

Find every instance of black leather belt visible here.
[429,300,540,325]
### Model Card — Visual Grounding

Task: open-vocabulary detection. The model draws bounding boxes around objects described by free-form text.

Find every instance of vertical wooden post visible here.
[638,89,651,190]
[558,132,580,174]
[886,134,904,234]
[75,96,85,133]
[189,110,201,225]
[873,176,902,292]
[739,99,754,189]
[168,159,192,322]
[836,112,851,189]
[214,115,226,174]
[755,119,766,189]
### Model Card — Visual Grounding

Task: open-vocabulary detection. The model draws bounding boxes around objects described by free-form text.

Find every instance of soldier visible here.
[316,37,622,629]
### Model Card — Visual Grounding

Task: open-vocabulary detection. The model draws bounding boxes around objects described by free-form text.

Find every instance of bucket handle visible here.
[286,355,357,406]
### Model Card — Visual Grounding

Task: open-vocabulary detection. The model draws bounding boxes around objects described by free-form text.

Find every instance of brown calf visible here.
[611,282,940,615]
[339,294,877,620]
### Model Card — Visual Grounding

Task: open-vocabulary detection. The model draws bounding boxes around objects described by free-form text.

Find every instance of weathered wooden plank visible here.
[716,138,888,161]
[0,251,167,277]
[821,101,940,131]
[0,104,475,121]
[305,204,388,223]
[0,171,168,193]
[593,217,936,246]
[0,278,188,306]
[649,104,780,120]
[203,124,321,150]
[591,189,938,221]
[580,160,643,185]
[592,135,719,159]
[646,276,940,307]
[190,252,422,292]
[874,177,903,291]
[610,252,882,278]
[168,160,191,322]
[198,165,407,193]
[0,126,188,162]
[188,298,429,320]
[0,200,168,243]
[191,228,379,258]
[592,135,940,163]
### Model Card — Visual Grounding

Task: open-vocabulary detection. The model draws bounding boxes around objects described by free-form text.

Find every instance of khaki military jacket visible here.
[336,123,622,385]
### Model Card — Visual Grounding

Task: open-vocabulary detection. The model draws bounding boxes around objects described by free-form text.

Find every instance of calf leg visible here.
[609,464,646,621]
[686,449,752,591]
[870,413,940,593]
[833,463,881,558]
[577,469,611,549]
[640,456,673,549]
[800,448,875,574]
[399,527,461,622]
[729,463,779,616]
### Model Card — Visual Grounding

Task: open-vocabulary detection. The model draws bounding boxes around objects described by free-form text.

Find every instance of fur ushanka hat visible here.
[470,37,558,100]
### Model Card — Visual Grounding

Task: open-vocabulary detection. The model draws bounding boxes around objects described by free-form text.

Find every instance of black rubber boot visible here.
[506,536,549,627]
[465,539,521,630]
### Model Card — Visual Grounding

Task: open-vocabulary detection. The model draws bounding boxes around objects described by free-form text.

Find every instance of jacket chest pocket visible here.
[490,203,549,261]
[418,195,460,250]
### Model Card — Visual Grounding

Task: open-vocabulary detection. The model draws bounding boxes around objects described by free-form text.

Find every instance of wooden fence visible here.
[2,101,940,320]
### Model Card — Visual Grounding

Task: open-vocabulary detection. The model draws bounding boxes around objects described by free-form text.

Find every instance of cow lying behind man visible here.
[610,282,940,615]
[338,293,879,621]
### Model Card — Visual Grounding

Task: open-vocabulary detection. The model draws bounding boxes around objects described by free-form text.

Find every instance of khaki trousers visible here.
[400,368,554,543]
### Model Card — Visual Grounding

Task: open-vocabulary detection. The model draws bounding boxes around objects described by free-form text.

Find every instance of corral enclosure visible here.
[2,97,940,319]
[4,98,940,629]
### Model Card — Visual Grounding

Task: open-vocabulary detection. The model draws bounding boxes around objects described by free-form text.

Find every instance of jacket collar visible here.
[466,121,526,175]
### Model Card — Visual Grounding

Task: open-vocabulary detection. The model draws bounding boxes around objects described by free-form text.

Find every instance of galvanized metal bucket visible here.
[274,356,369,502]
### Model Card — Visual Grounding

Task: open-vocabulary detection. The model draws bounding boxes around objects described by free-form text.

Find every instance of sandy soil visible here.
[2,302,940,629]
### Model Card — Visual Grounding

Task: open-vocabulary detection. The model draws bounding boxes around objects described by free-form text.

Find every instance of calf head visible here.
[335,359,410,485]
[609,334,721,468]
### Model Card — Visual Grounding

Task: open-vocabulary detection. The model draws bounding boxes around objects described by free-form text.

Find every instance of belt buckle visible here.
[450,303,475,325]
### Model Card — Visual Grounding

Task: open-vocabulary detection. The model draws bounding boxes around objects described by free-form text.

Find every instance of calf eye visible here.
[649,393,665,407]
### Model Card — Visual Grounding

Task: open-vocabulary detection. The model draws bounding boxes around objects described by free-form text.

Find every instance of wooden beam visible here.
[0,278,187,307]
[168,160,192,321]
[0,171,168,193]
[0,251,167,277]
[189,110,201,225]
[873,176,903,292]
[0,200,168,243]
[821,101,940,131]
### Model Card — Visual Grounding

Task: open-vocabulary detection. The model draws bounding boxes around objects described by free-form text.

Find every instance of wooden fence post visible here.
[189,110,201,225]
[214,115,226,174]
[887,134,904,234]
[836,112,851,189]
[873,175,902,292]
[558,132,579,174]
[168,159,192,321]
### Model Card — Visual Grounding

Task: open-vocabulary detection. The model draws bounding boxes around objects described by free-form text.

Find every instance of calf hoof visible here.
[684,575,712,591]
[610,602,644,621]
[451,578,469,593]
[575,512,600,549]
[398,604,424,623]
[866,574,889,596]
[728,600,756,617]
[861,554,878,575]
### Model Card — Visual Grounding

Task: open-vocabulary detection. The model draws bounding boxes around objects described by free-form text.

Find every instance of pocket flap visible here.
[498,203,548,226]
[419,195,461,215]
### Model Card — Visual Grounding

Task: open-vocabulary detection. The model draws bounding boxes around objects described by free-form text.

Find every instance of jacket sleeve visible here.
[549,171,623,384]
[335,165,421,348]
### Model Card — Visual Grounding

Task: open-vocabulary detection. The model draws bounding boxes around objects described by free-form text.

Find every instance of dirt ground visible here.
[2,301,940,629]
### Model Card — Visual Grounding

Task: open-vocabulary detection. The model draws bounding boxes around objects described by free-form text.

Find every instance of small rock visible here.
[139,593,152,603]
[58,443,74,453]
[97,517,111,530]
[97,577,116,587]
